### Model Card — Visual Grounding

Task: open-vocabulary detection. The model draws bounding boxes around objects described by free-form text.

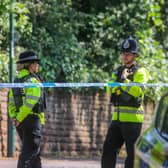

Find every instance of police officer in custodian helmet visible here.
[101,37,149,168]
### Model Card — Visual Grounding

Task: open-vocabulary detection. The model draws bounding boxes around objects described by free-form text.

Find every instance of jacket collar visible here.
[18,69,30,78]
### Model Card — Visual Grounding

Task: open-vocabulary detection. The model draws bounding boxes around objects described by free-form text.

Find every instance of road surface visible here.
[0,158,124,168]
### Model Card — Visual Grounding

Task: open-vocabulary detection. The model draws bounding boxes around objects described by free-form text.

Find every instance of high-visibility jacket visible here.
[8,69,45,125]
[107,63,149,123]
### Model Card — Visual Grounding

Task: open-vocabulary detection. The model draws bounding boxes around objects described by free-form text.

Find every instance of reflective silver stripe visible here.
[125,85,144,92]
[125,86,131,92]
[141,86,145,91]
[26,95,39,101]
[9,102,15,106]
[110,78,116,81]
[114,108,144,114]
[19,55,38,62]
[9,97,15,102]
[24,102,35,108]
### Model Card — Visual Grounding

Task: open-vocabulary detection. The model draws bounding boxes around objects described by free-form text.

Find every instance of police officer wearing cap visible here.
[101,38,149,168]
[8,51,46,168]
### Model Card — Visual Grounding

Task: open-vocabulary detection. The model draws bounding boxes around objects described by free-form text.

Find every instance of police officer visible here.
[101,37,149,168]
[8,51,46,168]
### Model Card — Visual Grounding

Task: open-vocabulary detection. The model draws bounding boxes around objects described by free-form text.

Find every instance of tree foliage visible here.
[0,0,168,99]
[0,0,31,81]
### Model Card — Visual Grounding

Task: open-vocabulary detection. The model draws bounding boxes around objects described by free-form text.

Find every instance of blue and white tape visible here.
[0,82,167,88]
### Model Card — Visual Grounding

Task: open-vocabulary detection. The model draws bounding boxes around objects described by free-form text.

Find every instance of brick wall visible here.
[0,89,20,157]
[0,89,8,157]
[0,89,155,158]
[41,90,112,157]
[41,90,155,158]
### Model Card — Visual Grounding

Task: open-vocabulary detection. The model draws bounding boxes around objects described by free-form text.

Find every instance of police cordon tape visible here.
[0,82,167,88]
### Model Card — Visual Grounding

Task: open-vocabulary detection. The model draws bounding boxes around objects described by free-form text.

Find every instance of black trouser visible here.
[101,121,142,168]
[16,115,42,168]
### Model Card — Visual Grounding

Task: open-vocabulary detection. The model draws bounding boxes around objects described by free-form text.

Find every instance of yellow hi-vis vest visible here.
[107,64,149,123]
[8,69,45,125]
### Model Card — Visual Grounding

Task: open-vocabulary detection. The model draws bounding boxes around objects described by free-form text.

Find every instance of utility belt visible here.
[111,89,142,108]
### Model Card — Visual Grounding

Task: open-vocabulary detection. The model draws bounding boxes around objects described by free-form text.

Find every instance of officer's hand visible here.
[121,68,133,80]
[12,119,20,127]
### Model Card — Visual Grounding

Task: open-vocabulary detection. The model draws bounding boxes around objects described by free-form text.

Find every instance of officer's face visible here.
[121,52,136,65]
[29,62,39,73]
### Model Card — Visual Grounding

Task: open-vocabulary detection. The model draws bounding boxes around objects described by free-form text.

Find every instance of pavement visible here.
[0,158,124,168]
